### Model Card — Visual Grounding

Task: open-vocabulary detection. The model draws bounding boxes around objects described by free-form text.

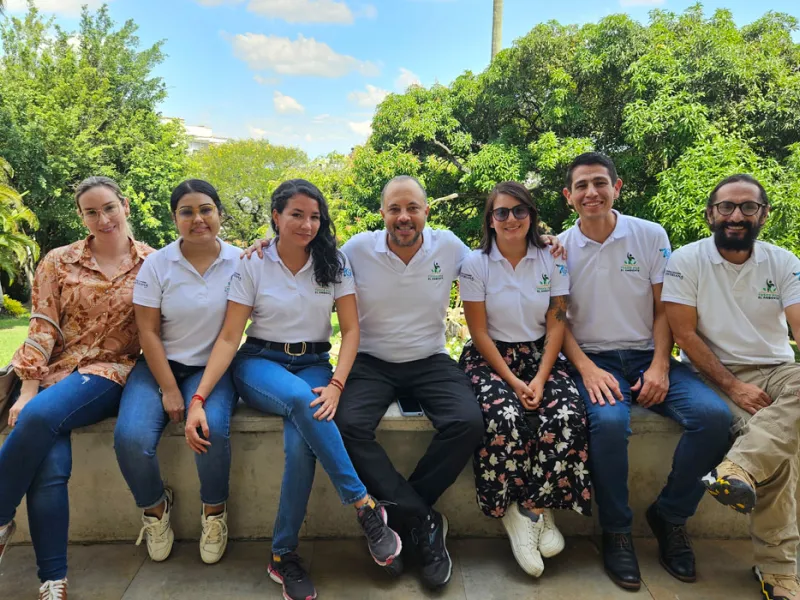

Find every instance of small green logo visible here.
[536,273,551,293]
[428,261,444,281]
[758,279,780,300]
[432,262,441,274]
[621,252,640,273]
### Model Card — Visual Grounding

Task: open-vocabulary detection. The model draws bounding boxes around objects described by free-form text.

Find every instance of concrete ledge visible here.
[0,404,765,544]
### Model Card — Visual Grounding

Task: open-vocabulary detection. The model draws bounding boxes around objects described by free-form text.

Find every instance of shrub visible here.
[1,295,29,319]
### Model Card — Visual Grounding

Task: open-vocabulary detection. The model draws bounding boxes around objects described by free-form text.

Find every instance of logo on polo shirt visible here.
[659,248,671,258]
[536,273,551,293]
[620,253,640,273]
[793,271,800,282]
[758,279,780,300]
[665,269,683,280]
[556,264,568,276]
[428,262,444,281]
[134,279,148,289]
[315,287,332,295]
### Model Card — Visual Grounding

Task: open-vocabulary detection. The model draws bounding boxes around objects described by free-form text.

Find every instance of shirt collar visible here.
[167,238,238,263]
[488,242,538,263]
[267,241,313,274]
[705,236,767,265]
[62,235,145,265]
[574,210,627,247]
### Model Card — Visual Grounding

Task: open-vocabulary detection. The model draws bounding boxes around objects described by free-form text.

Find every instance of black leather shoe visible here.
[601,531,641,590]
[646,504,696,583]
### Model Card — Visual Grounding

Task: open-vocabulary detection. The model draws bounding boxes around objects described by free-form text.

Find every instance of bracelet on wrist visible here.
[190,394,206,408]
[329,378,345,392]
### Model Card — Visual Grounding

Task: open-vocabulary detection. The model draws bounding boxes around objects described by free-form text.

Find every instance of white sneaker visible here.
[539,508,565,558]
[136,488,174,562]
[199,505,228,564]
[0,520,16,567]
[501,503,544,577]
[38,578,68,600]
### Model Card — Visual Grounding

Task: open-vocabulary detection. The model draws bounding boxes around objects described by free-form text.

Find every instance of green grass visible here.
[0,317,29,366]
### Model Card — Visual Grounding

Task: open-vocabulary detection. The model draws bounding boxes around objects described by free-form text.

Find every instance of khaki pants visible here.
[700,363,800,575]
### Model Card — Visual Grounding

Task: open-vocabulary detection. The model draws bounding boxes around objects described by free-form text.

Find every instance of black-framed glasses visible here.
[712,201,765,217]
[492,204,530,222]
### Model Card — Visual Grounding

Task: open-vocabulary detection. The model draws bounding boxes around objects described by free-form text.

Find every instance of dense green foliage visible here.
[348,5,800,253]
[0,2,188,254]
[0,157,38,283]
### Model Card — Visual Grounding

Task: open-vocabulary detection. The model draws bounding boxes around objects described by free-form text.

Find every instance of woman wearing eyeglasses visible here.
[113,180,240,565]
[0,177,153,599]
[458,181,591,579]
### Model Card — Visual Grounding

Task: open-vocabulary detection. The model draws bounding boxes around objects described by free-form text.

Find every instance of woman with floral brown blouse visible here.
[0,176,152,600]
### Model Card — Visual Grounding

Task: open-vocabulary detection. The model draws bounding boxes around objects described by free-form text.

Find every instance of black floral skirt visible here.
[459,339,592,518]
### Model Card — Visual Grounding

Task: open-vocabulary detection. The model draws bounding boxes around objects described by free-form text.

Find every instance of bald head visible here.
[381,175,427,208]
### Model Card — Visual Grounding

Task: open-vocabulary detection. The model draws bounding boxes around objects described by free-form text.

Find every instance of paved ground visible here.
[0,537,771,599]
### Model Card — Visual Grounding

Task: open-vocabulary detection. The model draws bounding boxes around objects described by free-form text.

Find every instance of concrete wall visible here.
[0,404,772,543]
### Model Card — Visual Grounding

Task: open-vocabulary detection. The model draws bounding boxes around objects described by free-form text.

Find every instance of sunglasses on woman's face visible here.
[492,204,530,222]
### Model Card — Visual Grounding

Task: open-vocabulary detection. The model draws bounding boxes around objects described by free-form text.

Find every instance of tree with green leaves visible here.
[0,2,188,253]
[0,157,39,284]
[350,5,800,255]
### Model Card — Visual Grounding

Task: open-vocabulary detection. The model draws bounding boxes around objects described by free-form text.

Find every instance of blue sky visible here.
[6,0,800,158]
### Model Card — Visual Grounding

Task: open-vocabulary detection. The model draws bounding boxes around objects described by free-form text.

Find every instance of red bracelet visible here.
[329,378,345,392]
[190,394,206,408]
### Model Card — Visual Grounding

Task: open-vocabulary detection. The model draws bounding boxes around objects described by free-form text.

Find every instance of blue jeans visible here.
[233,343,367,555]
[0,372,121,581]
[572,350,732,532]
[114,359,238,508]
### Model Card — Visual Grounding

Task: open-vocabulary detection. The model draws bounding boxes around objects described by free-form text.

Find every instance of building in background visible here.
[161,117,229,154]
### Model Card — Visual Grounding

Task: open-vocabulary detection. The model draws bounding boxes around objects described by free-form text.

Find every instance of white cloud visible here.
[6,0,109,15]
[253,75,280,86]
[619,0,664,6]
[230,33,380,78]
[348,84,389,108]
[273,91,305,114]
[348,120,373,138]
[395,67,421,91]
[195,0,375,24]
[249,126,268,137]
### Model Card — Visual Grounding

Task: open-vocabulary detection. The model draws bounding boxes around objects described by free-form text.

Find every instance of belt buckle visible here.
[285,342,307,356]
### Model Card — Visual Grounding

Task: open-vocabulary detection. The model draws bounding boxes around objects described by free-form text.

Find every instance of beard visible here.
[709,219,762,251]
[388,225,422,247]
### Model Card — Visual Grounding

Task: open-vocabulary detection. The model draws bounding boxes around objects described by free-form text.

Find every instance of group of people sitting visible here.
[0,151,797,600]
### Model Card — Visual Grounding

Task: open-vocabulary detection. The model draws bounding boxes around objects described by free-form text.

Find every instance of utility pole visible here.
[491,0,503,61]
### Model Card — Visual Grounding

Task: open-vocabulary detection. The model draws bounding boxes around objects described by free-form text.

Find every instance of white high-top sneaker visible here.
[199,505,229,564]
[501,503,544,577]
[0,520,16,567]
[539,508,566,558]
[136,488,174,562]
[38,578,68,600]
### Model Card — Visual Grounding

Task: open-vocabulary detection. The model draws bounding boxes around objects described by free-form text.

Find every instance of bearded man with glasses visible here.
[662,174,800,600]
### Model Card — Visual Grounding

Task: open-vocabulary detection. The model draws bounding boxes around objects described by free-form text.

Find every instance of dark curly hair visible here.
[270,179,344,288]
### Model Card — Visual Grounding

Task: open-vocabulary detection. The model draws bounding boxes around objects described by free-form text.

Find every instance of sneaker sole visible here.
[200,535,227,565]
[702,474,756,514]
[268,566,318,600]
[422,515,453,589]
[372,529,403,567]
[501,507,544,577]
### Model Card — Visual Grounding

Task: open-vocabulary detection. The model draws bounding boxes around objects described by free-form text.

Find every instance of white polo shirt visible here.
[342,227,470,363]
[662,237,800,366]
[558,211,671,353]
[227,243,355,343]
[459,244,570,343]
[133,239,241,366]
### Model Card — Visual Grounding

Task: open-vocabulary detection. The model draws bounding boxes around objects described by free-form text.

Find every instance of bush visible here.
[1,295,29,319]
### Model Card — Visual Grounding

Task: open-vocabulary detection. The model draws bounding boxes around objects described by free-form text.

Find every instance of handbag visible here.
[0,313,65,420]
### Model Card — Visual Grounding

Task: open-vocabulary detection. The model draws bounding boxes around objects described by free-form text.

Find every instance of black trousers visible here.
[335,352,484,524]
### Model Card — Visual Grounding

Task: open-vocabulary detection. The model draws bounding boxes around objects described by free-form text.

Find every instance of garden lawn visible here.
[0,318,28,365]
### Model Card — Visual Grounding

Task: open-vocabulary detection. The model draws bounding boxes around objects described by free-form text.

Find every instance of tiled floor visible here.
[0,537,771,599]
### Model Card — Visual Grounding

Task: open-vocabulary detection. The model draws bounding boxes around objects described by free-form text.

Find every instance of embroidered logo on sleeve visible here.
[659,248,671,258]
[556,264,568,276]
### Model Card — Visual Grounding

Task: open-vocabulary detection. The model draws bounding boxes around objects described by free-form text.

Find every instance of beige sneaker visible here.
[539,509,565,558]
[501,503,544,577]
[0,520,16,567]
[136,488,174,561]
[755,567,800,600]
[702,459,757,514]
[199,505,229,564]
[38,578,68,600]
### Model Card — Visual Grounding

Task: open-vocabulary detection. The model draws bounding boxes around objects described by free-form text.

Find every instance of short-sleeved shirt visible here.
[558,211,672,353]
[341,227,471,363]
[227,243,355,343]
[459,244,570,343]
[662,237,800,366]
[133,239,241,366]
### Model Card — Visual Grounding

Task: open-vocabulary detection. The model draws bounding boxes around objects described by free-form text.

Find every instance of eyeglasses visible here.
[81,202,121,223]
[176,205,218,220]
[712,201,765,217]
[492,204,531,222]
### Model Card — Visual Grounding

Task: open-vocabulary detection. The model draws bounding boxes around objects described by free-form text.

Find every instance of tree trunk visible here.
[491,0,503,61]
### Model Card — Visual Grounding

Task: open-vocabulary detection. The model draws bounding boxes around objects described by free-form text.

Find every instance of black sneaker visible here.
[268,552,317,600]
[411,509,452,589]
[645,504,696,583]
[356,496,402,567]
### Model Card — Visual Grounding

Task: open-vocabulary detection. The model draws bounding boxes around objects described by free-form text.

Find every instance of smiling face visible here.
[490,192,531,245]
[563,164,623,222]
[173,192,221,244]
[380,179,429,248]
[272,193,321,249]
[77,185,130,242]
[706,180,769,252]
